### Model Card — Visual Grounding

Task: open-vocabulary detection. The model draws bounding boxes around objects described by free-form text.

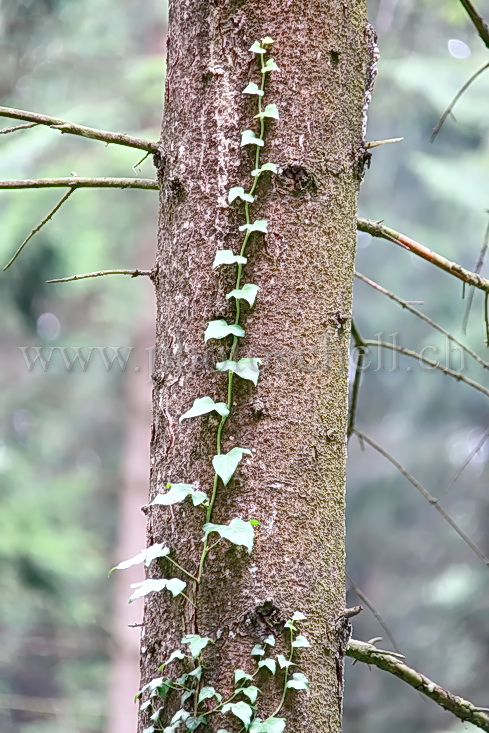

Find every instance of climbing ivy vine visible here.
[110,38,310,733]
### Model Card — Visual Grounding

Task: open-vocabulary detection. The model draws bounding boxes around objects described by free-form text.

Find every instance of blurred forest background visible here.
[0,1,487,732]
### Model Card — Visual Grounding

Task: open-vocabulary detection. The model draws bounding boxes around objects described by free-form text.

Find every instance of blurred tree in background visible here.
[0,1,488,732]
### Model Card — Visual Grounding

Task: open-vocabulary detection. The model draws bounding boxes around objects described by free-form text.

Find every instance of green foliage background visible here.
[0,1,488,732]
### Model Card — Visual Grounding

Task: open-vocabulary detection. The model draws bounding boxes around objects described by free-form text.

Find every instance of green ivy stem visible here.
[196,59,268,587]
[165,555,199,583]
[272,627,295,718]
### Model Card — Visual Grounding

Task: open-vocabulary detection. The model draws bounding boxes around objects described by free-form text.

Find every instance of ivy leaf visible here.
[109,543,170,574]
[263,635,275,647]
[226,283,259,307]
[243,82,264,97]
[216,358,262,386]
[228,186,254,204]
[287,672,309,690]
[250,718,286,733]
[181,690,194,705]
[186,717,207,731]
[261,58,280,73]
[261,36,275,45]
[251,644,265,657]
[222,701,253,727]
[237,685,260,704]
[188,666,203,680]
[198,686,222,704]
[213,250,247,268]
[241,129,264,147]
[251,162,278,176]
[217,730,232,733]
[249,41,266,53]
[181,635,213,659]
[291,611,307,621]
[160,649,185,668]
[203,517,255,553]
[129,578,186,603]
[239,219,268,233]
[204,319,245,343]
[212,447,252,486]
[258,658,276,675]
[142,727,155,733]
[180,396,229,422]
[171,709,190,725]
[150,484,208,507]
[255,104,280,120]
[277,654,295,669]
[292,635,310,648]
[151,709,162,722]
[235,669,253,684]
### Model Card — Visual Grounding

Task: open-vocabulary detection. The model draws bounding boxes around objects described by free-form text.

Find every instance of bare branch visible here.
[357,217,489,294]
[443,427,489,493]
[463,216,489,333]
[348,321,367,438]
[347,639,489,732]
[0,106,158,152]
[363,339,489,401]
[355,271,489,370]
[0,177,158,190]
[0,122,38,135]
[458,0,489,49]
[431,62,489,141]
[346,573,402,654]
[352,429,489,567]
[47,269,153,284]
[4,190,74,271]
[365,137,403,149]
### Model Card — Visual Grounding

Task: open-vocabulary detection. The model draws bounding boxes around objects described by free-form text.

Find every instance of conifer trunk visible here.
[142,2,371,730]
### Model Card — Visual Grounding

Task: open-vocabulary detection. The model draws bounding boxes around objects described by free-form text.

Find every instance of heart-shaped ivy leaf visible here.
[228,186,254,204]
[250,718,286,733]
[238,219,268,233]
[255,104,279,120]
[129,578,186,603]
[203,517,255,553]
[241,129,264,147]
[222,701,253,727]
[237,685,260,704]
[204,320,245,342]
[181,634,213,659]
[149,483,208,507]
[287,672,310,690]
[249,41,266,54]
[216,358,262,386]
[226,283,259,307]
[291,634,310,648]
[213,250,247,268]
[251,162,278,176]
[258,658,276,675]
[180,396,229,422]
[212,447,252,485]
[109,543,170,574]
[243,82,264,96]
[261,58,280,73]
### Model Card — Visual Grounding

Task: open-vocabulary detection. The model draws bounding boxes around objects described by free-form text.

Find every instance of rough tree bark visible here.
[142,2,371,731]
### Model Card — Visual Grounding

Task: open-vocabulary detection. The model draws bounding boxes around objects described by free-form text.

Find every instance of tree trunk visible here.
[142,2,371,731]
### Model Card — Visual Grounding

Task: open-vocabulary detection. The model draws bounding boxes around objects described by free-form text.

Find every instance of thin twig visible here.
[348,321,367,438]
[431,62,489,141]
[0,122,38,135]
[47,269,153,284]
[353,429,489,567]
[362,339,489,400]
[458,0,489,49]
[0,106,158,152]
[355,271,489,370]
[347,639,489,732]
[443,428,489,493]
[346,573,402,654]
[0,177,158,190]
[4,189,74,270]
[365,137,403,149]
[357,217,489,294]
